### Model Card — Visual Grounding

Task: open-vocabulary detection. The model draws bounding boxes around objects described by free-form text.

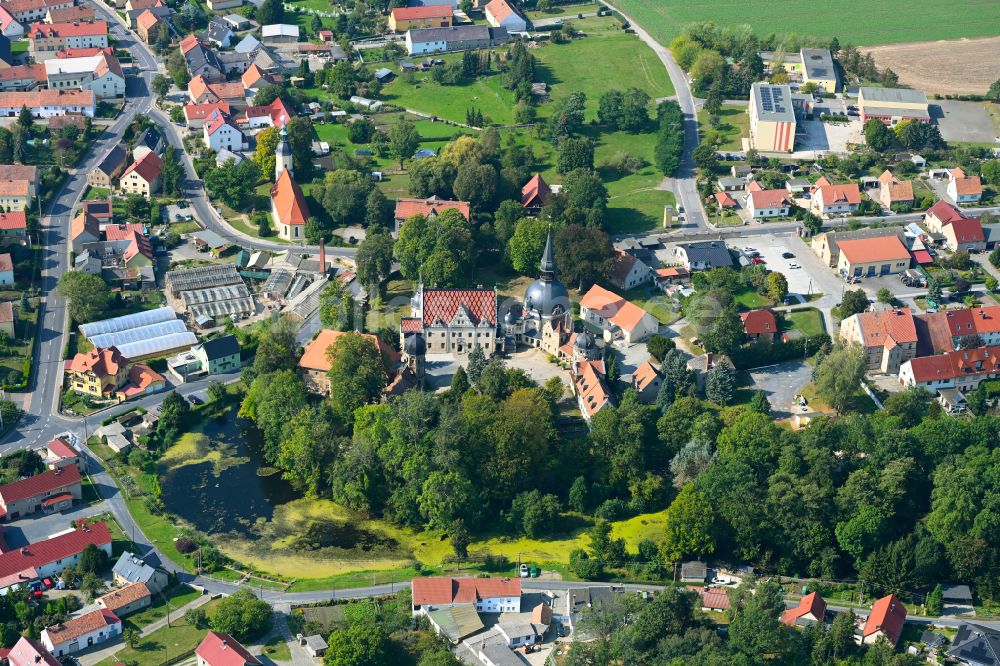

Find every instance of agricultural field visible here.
[611,0,1000,46]
[865,37,1000,95]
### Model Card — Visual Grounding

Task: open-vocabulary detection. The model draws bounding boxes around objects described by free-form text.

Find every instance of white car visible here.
[788,262,801,269]
[743,246,757,253]
[519,564,529,578]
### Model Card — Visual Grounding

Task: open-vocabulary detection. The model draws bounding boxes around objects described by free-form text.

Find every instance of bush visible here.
[569,548,604,579]
[729,334,831,370]
[175,536,198,554]
[594,498,629,521]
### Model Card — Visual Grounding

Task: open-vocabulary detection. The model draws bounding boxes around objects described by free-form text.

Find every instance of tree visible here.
[327,333,387,424]
[208,381,226,403]
[466,345,487,385]
[814,344,866,413]
[693,142,717,171]
[255,0,284,25]
[646,335,674,363]
[925,584,943,616]
[167,50,190,88]
[77,544,107,575]
[57,272,110,323]
[347,118,375,144]
[205,159,261,209]
[840,288,869,317]
[210,589,272,641]
[988,78,1000,103]
[17,105,32,133]
[388,120,420,168]
[419,471,475,531]
[661,483,716,561]
[557,138,594,174]
[865,118,894,152]
[728,579,792,661]
[319,279,355,331]
[239,370,308,461]
[669,439,714,488]
[507,489,561,537]
[355,228,394,294]
[253,126,280,181]
[324,622,389,666]
[253,315,300,374]
[552,224,612,290]
[312,169,374,228]
[561,168,609,211]
[159,147,183,197]
[705,360,735,405]
[452,162,498,212]
[766,272,788,301]
[364,188,393,230]
[151,74,170,98]
[157,391,191,444]
[507,217,549,275]
[860,535,916,596]
[123,628,139,649]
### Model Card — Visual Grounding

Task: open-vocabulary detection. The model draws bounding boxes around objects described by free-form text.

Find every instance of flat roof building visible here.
[800,48,838,92]
[859,86,930,125]
[749,83,795,152]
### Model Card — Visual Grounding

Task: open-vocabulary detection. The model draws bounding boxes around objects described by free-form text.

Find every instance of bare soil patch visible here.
[865,37,1000,95]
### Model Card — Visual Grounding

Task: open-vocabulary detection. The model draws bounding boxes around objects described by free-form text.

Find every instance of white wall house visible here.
[203,116,245,152]
[746,189,791,218]
[484,0,526,32]
[44,56,125,99]
[0,90,96,117]
[41,610,121,657]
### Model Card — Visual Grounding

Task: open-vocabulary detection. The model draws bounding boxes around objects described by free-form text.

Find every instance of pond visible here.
[158,411,298,537]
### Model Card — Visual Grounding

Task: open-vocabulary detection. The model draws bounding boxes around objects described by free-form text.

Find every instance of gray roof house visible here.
[205,17,234,48]
[948,623,1000,666]
[673,241,733,271]
[112,552,170,594]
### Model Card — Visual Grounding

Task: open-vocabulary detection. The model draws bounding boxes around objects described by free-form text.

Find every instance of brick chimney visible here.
[319,239,326,274]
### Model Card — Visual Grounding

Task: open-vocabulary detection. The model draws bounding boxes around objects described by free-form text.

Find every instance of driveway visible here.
[747,360,812,418]
[933,100,998,144]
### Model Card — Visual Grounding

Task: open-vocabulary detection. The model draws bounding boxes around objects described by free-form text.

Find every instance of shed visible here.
[301,635,327,657]
[941,584,973,603]
[680,561,708,583]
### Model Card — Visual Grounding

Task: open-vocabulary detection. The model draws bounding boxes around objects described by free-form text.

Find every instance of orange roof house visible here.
[119,152,162,198]
[948,167,983,204]
[812,183,861,215]
[781,592,826,627]
[862,594,906,647]
[69,210,100,252]
[579,284,658,344]
[298,328,401,395]
[393,196,470,234]
[521,173,551,211]
[195,632,260,666]
[740,308,778,341]
[836,236,911,275]
[573,358,612,421]
[411,577,521,612]
[271,169,310,241]
[631,360,662,400]
[66,347,128,398]
[877,169,913,208]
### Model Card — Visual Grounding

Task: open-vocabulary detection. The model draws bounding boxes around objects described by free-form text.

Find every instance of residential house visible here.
[0,7,24,40]
[839,308,918,374]
[746,188,791,218]
[114,364,165,403]
[65,346,128,399]
[687,352,734,392]
[484,0,526,32]
[167,334,242,381]
[298,329,400,395]
[393,196,470,234]
[29,21,108,52]
[0,522,112,594]
[240,97,294,129]
[608,249,653,291]
[119,152,162,198]
[196,632,261,666]
[680,561,707,583]
[271,169,309,241]
[579,284,659,344]
[44,52,126,99]
[411,577,521,615]
[0,211,26,238]
[924,199,966,233]
[388,4,451,32]
[0,466,81,520]
[521,173,551,214]
[46,5,95,22]
[0,253,12,287]
[0,63,47,91]
[206,0,242,10]
[714,190,739,209]
[899,344,1000,394]
[261,23,298,43]
[947,623,1000,666]
[41,609,121,657]
[95,582,151,617]
[88,145,127,189]
[811,182,861,217]
[861,594,906,647]
[943,217,986,252]
[631,360,662,402]
[44,436,84,472]
[1,0,73,27]
[811,226,907,268]
[124,0,162,12]
[858,87,930,125]
[205,16,233,48]
[0,165,35,212]
[111,551,169,593]
[741,308,778,342]
[180,37,225,82]
[836,236,911,278]
[748,82,795,152]
[408,283,498,354]
[654,267,690,290]
[82,199,113,224]
[781,592,826,627]
[183,100,231,128]
[0,302,13,338]
[405,25,508,56]
[0,89,95,118]
[203,109,245,152]
[187,75,246,111]
[800,47,838,92]
[135,9,163,43]
[6,637,61,666]
[876,170,913,210]
[673,241,733,271]
[948,167,983,205]
[240,62,273,93]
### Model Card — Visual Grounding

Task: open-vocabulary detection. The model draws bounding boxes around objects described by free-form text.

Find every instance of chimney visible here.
[221,640,228,650]
[319,239,326,274]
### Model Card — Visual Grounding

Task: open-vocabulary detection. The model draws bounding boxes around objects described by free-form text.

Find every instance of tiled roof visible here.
[390,4,451,19]
[0,302,13,325]
[196,632,261,666]
[948,217,985,243]
[0,89,95,109]
[83,200,113,220]
[0,522,111,579]
[632,360,660,392]
[121,151,163,184]
[485,0,519,22]
[298,329,399,373]
[520,173,551,207]
[136,9,161,30]
[0,211,26,231]
[748,188,790,210]
[400,317,421,333]
[740,308,777,335]
[863,594,906,645]
[204,109,239,136]
[422,289,496,327]
[906,344,1000,383]
[241,63,267,88]
[57,46,114,58]
[184,101,231,121]
[579,284,651,334]
[855,308,918,349]
[29,20,108,39]
[878,170,913,202]
[47,5,95,22]
[837,236,910,264]
[0,253,12,272]
[1,0,67,15]
[926,199,964,224]
[43,609,120,646]
[574,359,611,417]
[816,183,861,206]
[411,577,520,606]
[68,346,124,377]
[0,466,80,504]
[179,33,201,53]
[118,364,163,397]
[714,191,737,207]
[395,196,470,221]
[952,175,983,196]
[97,582,150,611]
[781,592,826,626]
[46,437,77,460]
[695,587,730,610]
[0,181,28,198]
[270,169,309,227]
[0,64,46,84]
[7,637,60,666]
[609,249,638,284]
[0,165,36,181]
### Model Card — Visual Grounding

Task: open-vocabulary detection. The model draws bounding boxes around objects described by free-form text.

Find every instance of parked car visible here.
[529,565,540,577]
[787,262,801,269]
[781,252,795,259]
[519,564,529,578]
[187,395,203,405]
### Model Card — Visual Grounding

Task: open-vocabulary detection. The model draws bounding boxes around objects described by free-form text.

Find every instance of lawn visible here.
[83,186,111,200]
[611,0,1000,46]
[698,105,750,152]
[262,634,291,662]
[784,308,826,337]
[95,599,222,666]
[734,288,773,309]
[123,585,204,630]
[625,288,681,324]
[169,220,201,234]
[380,69,521,126]
[286,0,335,12]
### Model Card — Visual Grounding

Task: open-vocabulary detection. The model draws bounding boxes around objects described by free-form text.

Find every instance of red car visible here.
[42,579,53,589]
[31,590,42,599]
[751,257,765,265]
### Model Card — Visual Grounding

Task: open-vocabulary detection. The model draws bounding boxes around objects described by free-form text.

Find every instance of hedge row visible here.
[730,334,831,370]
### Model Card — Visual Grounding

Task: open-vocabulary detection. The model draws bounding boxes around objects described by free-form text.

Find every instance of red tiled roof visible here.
[579,284,651,334]
[118,364,164,397]
[204,109,238,136]
[485,0,519,22]
[952,175,983,196]
[0,253,12,272]
[179,33,201,54]
[0,64,46,84]
[270,169,309,227]
[29,20,108,39]
[878,170,913,202]
[816,183,861,206]
[906,344,1000,383]
[695,587,730,610]
[1,0,68,16]
[46,437,77,460]
[574,359,611,417]
[68,346,124,377]
[421,289,496,327]
[44,609,120,647]
[656,267,689,279]
[911,249,933,264]
[400,317,421,333]
[0,466,80,504]
[395,196,470,221]
[136,9,160,31]
[0,522,111,579]
[781,592,826,626]
[609,249,638,284]
[748,188,790,210]
[855,308,918,349]
[390,4,451,19]
[42,493,73,507]
[104,223,144,241]
[121,152,162,184]
[926,199,964,225]
[0,211,26,231]
[57,46,114,58]
[0,89,94,109]
[196,632,261,666]
[7,637,60,666]
[0,302,12,325]
[947,217,984,243]
[521,173,551,207]
[863,594,906,645]
[411,577,520,606]
[714,191,736,207]
[47,5,96,22]
[837,236,910,264]
[632,360,660,392]
[184,101,231,122]
[969,307,1000,334]
[97,582,150,611]
[740,308,777,335]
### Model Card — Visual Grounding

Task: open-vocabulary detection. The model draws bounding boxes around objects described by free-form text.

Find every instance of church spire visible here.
[539,226,556,280]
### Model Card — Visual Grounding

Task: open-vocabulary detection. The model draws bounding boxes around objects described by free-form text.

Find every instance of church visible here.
[270,125,310,241]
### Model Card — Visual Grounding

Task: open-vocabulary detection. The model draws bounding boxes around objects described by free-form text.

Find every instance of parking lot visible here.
[933,100,998,144]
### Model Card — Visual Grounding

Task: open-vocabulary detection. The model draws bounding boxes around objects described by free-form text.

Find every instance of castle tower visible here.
[403,332,426,381]
[275,122,292,181]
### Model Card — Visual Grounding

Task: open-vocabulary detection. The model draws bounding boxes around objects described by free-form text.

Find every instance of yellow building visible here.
[800,48,838,93]
[387,4,452,32]
[119,152,161,198]
[66,347,128,399]
[748,82,796,152]
[859,86,930,125]
[836,236,911,279]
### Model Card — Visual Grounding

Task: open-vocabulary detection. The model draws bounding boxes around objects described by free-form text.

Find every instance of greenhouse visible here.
[79,306,177,338]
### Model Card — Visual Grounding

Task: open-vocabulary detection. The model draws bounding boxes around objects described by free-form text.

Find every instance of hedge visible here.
[730,334,831,370]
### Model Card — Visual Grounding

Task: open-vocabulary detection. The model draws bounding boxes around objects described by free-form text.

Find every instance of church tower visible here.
[275,123,293,181]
